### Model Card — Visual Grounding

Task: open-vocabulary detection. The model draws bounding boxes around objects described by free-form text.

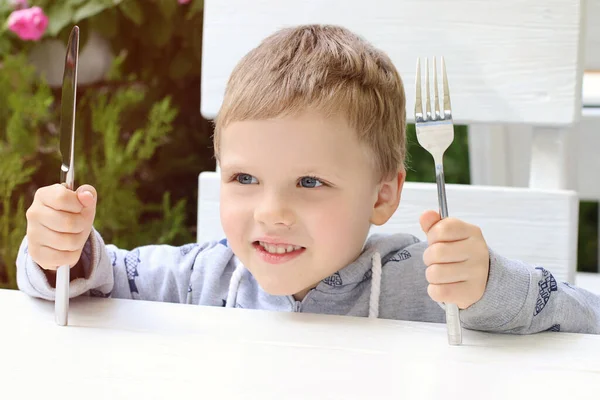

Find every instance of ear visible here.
[370,170,405,226]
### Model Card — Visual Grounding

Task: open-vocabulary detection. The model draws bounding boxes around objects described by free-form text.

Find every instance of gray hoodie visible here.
[16,230,600,334]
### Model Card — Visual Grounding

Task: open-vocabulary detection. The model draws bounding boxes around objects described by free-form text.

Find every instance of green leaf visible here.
[73,2,110,22]
[119,0,144,26]
[67,0,89,6]
[46,4,74,36]
[186,0,203,19]
[156,0,177,20]
[0,3,13,14]
[30,0,53,9]
[105,50,127,81]
[124,128,144,158]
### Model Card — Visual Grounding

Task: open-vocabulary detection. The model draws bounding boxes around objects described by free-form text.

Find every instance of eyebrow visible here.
[219,163,245,172]
[220,162,345,182]
[297,168,344,181]
[218,159,258,173]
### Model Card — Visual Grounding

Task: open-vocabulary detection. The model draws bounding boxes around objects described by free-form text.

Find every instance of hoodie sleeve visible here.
[458,249,600,334]
[16,229,209,304]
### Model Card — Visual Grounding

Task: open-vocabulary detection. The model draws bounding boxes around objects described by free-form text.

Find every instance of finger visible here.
[423,240,471,266]
[426,217,478,244]
[26,243,82,270]
[76,185,97,224]
[31,206,88,234]
[27,223,88,252]
[425,262,472,285]
[76,185,97,209]
[35,184,83,214]
[427,281,474,309]
[419,210,441,234]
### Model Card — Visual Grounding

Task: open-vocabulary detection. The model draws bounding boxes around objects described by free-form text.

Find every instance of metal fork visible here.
[414,57,462,346]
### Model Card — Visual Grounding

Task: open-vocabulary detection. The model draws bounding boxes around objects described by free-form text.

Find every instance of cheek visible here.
[220,188,251,243]
[305,190,373,247]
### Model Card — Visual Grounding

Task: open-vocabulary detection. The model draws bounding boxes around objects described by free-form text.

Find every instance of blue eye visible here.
[236,174,258,184]
[299,176,323,188]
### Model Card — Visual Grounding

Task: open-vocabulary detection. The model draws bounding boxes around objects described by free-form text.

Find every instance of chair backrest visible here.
[585,0,600,70]
[198,171,579,283]
[201,0,585,126]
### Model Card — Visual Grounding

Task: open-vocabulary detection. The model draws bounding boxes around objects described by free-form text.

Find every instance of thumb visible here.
[419,210,441,234]
[76,184,97,210]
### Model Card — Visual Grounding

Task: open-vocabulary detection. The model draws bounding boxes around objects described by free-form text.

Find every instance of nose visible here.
[254,189,296,228]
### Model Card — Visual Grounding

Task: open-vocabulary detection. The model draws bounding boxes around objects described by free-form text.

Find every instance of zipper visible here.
[289,288,316,312]
[288,296,301,312]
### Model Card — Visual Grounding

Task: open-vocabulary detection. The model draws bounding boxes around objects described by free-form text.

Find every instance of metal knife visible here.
[56,25,79,326]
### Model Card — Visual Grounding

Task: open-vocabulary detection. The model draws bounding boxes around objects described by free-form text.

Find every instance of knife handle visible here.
[55,265,70,326]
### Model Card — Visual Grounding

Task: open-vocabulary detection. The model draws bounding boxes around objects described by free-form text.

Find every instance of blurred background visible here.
[0,0,596,290]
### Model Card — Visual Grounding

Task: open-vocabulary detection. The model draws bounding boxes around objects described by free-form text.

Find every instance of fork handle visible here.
[445,304,462,344]
[55,264,69,326]
[435,162,462,345]
[435,163,449,219]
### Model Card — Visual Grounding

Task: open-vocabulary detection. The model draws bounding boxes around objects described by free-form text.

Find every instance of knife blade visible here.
[55,25,79,326]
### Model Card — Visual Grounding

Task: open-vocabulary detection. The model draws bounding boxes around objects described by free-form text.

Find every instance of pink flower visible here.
[178,0,191,4]
[7,6,49,41]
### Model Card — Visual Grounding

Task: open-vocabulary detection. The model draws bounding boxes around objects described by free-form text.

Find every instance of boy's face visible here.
[219,111,399,299]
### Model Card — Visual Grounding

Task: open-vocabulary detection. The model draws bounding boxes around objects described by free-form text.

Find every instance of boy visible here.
[17,24,600,334]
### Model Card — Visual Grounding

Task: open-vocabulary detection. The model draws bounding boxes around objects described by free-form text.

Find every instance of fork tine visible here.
[425,58,431,120]
[415,58,423,119]
[434,58,440,120]
[441,56,451,118]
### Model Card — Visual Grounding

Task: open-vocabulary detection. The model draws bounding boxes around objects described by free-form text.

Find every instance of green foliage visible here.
[0,54,53,289]
[25,0,202,38]
[405,123,470,184]
[1,0,204,59]
[578,202,599,273]
[0,1,208,289]
[0,49,196,289]
[79,86,191,249]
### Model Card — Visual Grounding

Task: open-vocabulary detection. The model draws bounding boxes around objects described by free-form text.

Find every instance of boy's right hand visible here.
[25,184,97,271]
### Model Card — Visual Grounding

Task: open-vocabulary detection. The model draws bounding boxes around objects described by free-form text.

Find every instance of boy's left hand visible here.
[420,210,490,310]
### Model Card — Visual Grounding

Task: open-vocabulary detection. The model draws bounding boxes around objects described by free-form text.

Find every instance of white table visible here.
[2,289,600,399]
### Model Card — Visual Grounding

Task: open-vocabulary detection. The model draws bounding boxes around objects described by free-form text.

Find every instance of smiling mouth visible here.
[253,241,305,254]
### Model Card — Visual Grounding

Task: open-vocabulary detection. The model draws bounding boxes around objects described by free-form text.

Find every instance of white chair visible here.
[585,0,600,73]
[464,0,596,191]
[467,0,600,269]
[468,83,600,269]
[197,171,582,286]
[202,0,584,128]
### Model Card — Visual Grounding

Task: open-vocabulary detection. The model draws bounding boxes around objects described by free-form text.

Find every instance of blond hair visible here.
[214,24,406,179]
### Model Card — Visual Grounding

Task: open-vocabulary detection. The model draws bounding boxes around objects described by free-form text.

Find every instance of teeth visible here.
[259,241,302,254]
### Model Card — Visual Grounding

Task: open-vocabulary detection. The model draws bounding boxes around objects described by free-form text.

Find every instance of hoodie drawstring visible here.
[225,258,245,308]
[368,252,382,318]
[224,251,383,318]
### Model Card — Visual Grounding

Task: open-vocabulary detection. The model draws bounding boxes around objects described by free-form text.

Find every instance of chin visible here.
[254,275,306,297]
[257,280,297,296]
